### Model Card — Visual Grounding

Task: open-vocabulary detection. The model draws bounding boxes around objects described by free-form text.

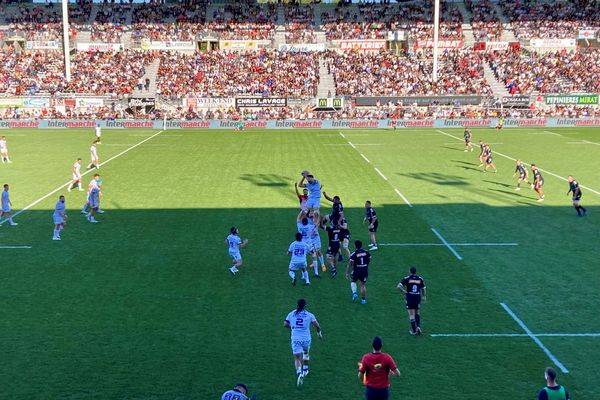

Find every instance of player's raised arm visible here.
[294,181,301,197]
[298,175,307,187]
[297,210,305,222]
[323,191,334,203]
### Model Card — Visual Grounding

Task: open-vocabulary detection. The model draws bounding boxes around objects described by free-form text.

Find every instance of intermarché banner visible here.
[1,118,600,129]
[545,94,599,105]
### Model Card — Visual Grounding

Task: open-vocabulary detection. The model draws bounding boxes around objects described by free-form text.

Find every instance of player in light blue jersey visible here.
[1,183,17,226]
[221,383,256,400]
[52,195,67,240]
[308,212,326,273]
[226,227,248,275]
[288,232,312,286]
[296,211,321,278]
[298,172,322,219]
[284,299,322,388]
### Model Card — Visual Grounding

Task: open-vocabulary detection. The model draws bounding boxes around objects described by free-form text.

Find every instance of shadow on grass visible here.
[397,172,470,186]
[238,173,292,187]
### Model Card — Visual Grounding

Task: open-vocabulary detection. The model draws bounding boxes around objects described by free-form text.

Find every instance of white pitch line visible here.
[348,141,357,149]
[379,242,517,246]
[393,189,413,208]
[436,130,600,196]
[360,153,371,163]
[323,143,351,146]
[354,143,383,146]
[338,132,346,139]
[583,140,600,146]
[0,245,32,249]
[431,333,600,338]
[431,228,463,260]
[0,130,164,226]
[374,167,388,181]
[500,302,569,373]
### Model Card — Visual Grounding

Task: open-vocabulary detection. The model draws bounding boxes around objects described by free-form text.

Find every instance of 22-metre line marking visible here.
[431,228,463,260]
[436,130,600,196]
[500,302,569,373]
[0,130,165,225]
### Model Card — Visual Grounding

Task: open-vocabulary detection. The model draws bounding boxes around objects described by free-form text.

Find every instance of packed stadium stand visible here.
[0,0,599,121]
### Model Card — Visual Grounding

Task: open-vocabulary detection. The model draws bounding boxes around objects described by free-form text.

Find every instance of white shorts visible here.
[90,153,98,160]
[0,147,7,154]
[291,339,311,355]
[72,173,81,180]
[289,261,307,271]
[307,198,320,209]
[53,215,64,225]
[229,250,242,262]
[1,206,10,213]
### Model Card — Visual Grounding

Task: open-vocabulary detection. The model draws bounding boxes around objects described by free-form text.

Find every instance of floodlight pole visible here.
[62,0,71,82]
[432,0,440,83]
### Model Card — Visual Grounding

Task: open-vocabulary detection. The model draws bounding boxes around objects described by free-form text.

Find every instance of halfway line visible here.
[431,228,463,260]
[0,130,164,225]
[500,302,569,373]
[436,130,600,196]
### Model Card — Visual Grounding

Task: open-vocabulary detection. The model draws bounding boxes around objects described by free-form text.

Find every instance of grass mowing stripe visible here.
[0,130,164,225]
[431,227,463,260]
[500,302,569,373]
[436,130,600,196]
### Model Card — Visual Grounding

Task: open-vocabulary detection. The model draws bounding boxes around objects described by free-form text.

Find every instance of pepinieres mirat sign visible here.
[545,94,599,105]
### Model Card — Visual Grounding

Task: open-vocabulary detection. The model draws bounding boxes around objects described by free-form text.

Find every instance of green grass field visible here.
[0,127,598,399]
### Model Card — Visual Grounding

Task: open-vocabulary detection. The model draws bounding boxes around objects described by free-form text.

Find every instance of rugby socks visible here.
[318,255,325,267]
[576,205,587,216]
[303,271,310,284]
[415,314,421,327]
[289,270,295,280]
[351,282,357,295]
[410,319,417,333]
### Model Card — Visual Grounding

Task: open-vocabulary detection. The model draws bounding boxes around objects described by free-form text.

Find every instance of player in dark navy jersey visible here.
[482,144,497,173]
[531,164,545,202]
[364,200,379,250]
[567,176,587,217]
[463,128,473,152]
[397,266,426,335]
[323,191,344,225]
[321,221,342,278]
[339,217,352,260]
[513,159,530,190]
[478,140,486,166]
[345,240,371,304]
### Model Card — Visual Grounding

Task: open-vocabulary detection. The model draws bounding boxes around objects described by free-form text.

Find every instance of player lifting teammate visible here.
[345,240,371,304]
[567,176,587,217]
[531,164,545,202]
[321,219,342,278]
[513,159,531,190]
[397,267,427,335]
[463,128,473,152]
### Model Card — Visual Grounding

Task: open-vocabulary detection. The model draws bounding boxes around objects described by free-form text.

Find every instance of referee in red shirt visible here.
[358,336,401,400]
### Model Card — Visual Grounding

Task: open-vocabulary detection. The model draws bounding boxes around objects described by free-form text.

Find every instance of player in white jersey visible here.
[0,136,12,163]
[284,298,322,387]
[94,124,102,144]
[1,184,17,226]
[52,195,67,240]
[288,232,312,286]
[226,226,248,275]
[87,142,99,170]
[68,158,84,192]
[297,211,322,278]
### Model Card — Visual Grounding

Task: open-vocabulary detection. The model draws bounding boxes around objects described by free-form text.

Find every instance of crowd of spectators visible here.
[206,2,275,40]
[284,5,316,44]
[0,48,64,95]
[467,0,504,41]
[4,103,599,121]
[487,48,600,94]
[325,50,491,97]
[500,0,600,39]
[156,50,319,98]
[91,3,130,43]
